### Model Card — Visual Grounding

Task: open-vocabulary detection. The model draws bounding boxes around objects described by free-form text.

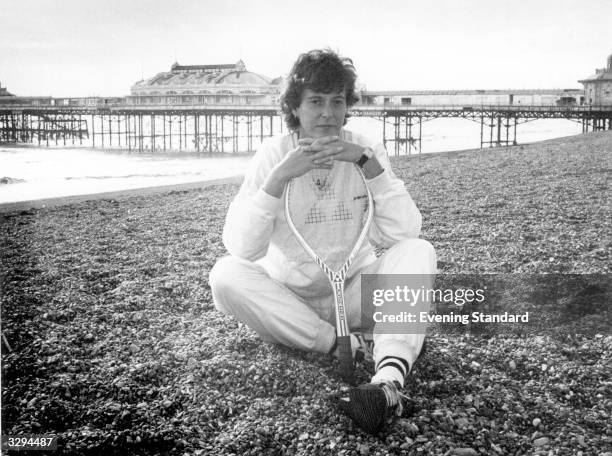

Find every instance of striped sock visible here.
[371,356,409,388]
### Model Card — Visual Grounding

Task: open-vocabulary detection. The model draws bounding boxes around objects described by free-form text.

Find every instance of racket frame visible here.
[284,163,374,384]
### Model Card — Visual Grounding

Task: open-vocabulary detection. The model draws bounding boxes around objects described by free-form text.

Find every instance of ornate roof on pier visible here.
[579,70,612,83]
[579,53,612,83]
[131,60,281,95]
[0,84,15,97]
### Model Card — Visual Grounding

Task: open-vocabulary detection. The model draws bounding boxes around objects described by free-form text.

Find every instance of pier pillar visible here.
[151,115,156,151]
[382,116,387,149]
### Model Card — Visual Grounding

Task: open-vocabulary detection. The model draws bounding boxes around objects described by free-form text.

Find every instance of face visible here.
[292,88,347,138]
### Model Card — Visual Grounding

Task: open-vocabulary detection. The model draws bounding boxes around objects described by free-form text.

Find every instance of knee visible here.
[209,256,233,294]
[209,256,244,313]
[412,238,436,269]
[394,238,437,273]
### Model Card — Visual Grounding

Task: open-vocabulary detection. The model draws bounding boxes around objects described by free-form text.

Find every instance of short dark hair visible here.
[280,49,360,131]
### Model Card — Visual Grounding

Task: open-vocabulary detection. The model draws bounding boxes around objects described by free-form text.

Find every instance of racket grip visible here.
[337,335,355,385]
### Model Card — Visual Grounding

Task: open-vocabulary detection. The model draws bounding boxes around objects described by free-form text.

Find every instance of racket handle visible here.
[337,335,355,385]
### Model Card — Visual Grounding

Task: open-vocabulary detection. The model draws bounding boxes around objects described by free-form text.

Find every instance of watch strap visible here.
[357,147,374,168]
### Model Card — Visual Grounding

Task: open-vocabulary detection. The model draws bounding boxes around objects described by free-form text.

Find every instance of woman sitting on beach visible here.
[209,49,436,434]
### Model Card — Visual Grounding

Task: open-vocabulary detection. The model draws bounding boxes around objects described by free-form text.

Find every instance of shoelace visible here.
[380,381,411,417]
[353,333,374,362]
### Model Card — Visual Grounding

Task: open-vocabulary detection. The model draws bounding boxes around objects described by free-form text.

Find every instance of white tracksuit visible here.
[210,130,437,381]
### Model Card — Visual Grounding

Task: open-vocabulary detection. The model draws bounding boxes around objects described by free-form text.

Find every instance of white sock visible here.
[371,356,410,388]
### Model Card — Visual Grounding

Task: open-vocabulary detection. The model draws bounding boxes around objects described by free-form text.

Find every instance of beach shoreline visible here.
[0,175,244,213]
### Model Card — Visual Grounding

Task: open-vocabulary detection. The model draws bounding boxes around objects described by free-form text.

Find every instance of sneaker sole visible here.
[339,384,387,434]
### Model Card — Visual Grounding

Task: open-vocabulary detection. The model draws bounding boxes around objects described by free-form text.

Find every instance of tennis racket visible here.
[284,158,373,385]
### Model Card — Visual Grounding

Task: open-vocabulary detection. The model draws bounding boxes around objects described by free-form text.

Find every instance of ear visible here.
[292,108,299,119]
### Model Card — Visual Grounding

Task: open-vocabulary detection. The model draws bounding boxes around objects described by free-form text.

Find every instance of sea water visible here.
[0,117,581,204]
[0,148,251,204]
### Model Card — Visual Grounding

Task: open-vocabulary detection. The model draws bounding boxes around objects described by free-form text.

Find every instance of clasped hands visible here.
[264,136,371,198]
[281,135,363,179]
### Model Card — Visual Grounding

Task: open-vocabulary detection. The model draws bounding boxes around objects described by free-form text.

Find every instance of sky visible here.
[1,0,611,97]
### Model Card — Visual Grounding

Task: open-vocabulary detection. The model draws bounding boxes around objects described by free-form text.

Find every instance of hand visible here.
[309,138,384,178]
[262,135,342,198]
[280,135,343,178]
[300,137,364,164]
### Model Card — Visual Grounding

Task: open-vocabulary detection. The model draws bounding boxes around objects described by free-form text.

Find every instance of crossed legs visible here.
[210,238,436,383]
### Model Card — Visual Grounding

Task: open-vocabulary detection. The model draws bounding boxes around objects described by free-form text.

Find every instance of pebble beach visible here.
[1,131,611,455]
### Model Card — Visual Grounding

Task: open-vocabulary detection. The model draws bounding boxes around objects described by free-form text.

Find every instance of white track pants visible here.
[210,238,436,375]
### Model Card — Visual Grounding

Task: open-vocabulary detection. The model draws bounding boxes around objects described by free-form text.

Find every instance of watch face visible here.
[357,154,369,167]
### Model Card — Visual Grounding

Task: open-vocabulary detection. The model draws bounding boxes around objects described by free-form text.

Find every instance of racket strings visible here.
[287,165,370,272]
[305,172,355,224]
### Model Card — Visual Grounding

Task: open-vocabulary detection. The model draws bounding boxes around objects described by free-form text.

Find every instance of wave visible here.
[64,172,205,181]
[0,177,26,185]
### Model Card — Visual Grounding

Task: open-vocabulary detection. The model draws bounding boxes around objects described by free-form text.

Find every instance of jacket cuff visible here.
[252,187,283,213]
[366,169,395,196]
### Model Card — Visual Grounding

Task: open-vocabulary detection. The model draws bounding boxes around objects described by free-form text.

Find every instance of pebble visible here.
[455,417,470,428]
[255,426,269,436]
[533,437,550,447]
[398,420,419,434]
[491,443,503,453]
[532,418,541,427]
[453,448,478,456]
[509,360,517,370]
[358,443,370,455]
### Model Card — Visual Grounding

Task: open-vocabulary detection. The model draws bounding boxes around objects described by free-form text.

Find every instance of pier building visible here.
[0,83,15,98]
[579,53,612,106]
[129,61,282,107]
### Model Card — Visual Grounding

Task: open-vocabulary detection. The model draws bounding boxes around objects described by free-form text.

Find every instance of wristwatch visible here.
[357,146,374,168]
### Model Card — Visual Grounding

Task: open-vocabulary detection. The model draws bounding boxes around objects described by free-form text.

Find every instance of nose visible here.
[321,101,333,118]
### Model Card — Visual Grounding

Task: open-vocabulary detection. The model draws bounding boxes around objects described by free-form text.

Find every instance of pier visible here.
[355,104,612,155]
[1,99,611,154]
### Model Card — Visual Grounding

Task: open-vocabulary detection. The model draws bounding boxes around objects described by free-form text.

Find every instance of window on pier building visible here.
[401,97,412,106]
